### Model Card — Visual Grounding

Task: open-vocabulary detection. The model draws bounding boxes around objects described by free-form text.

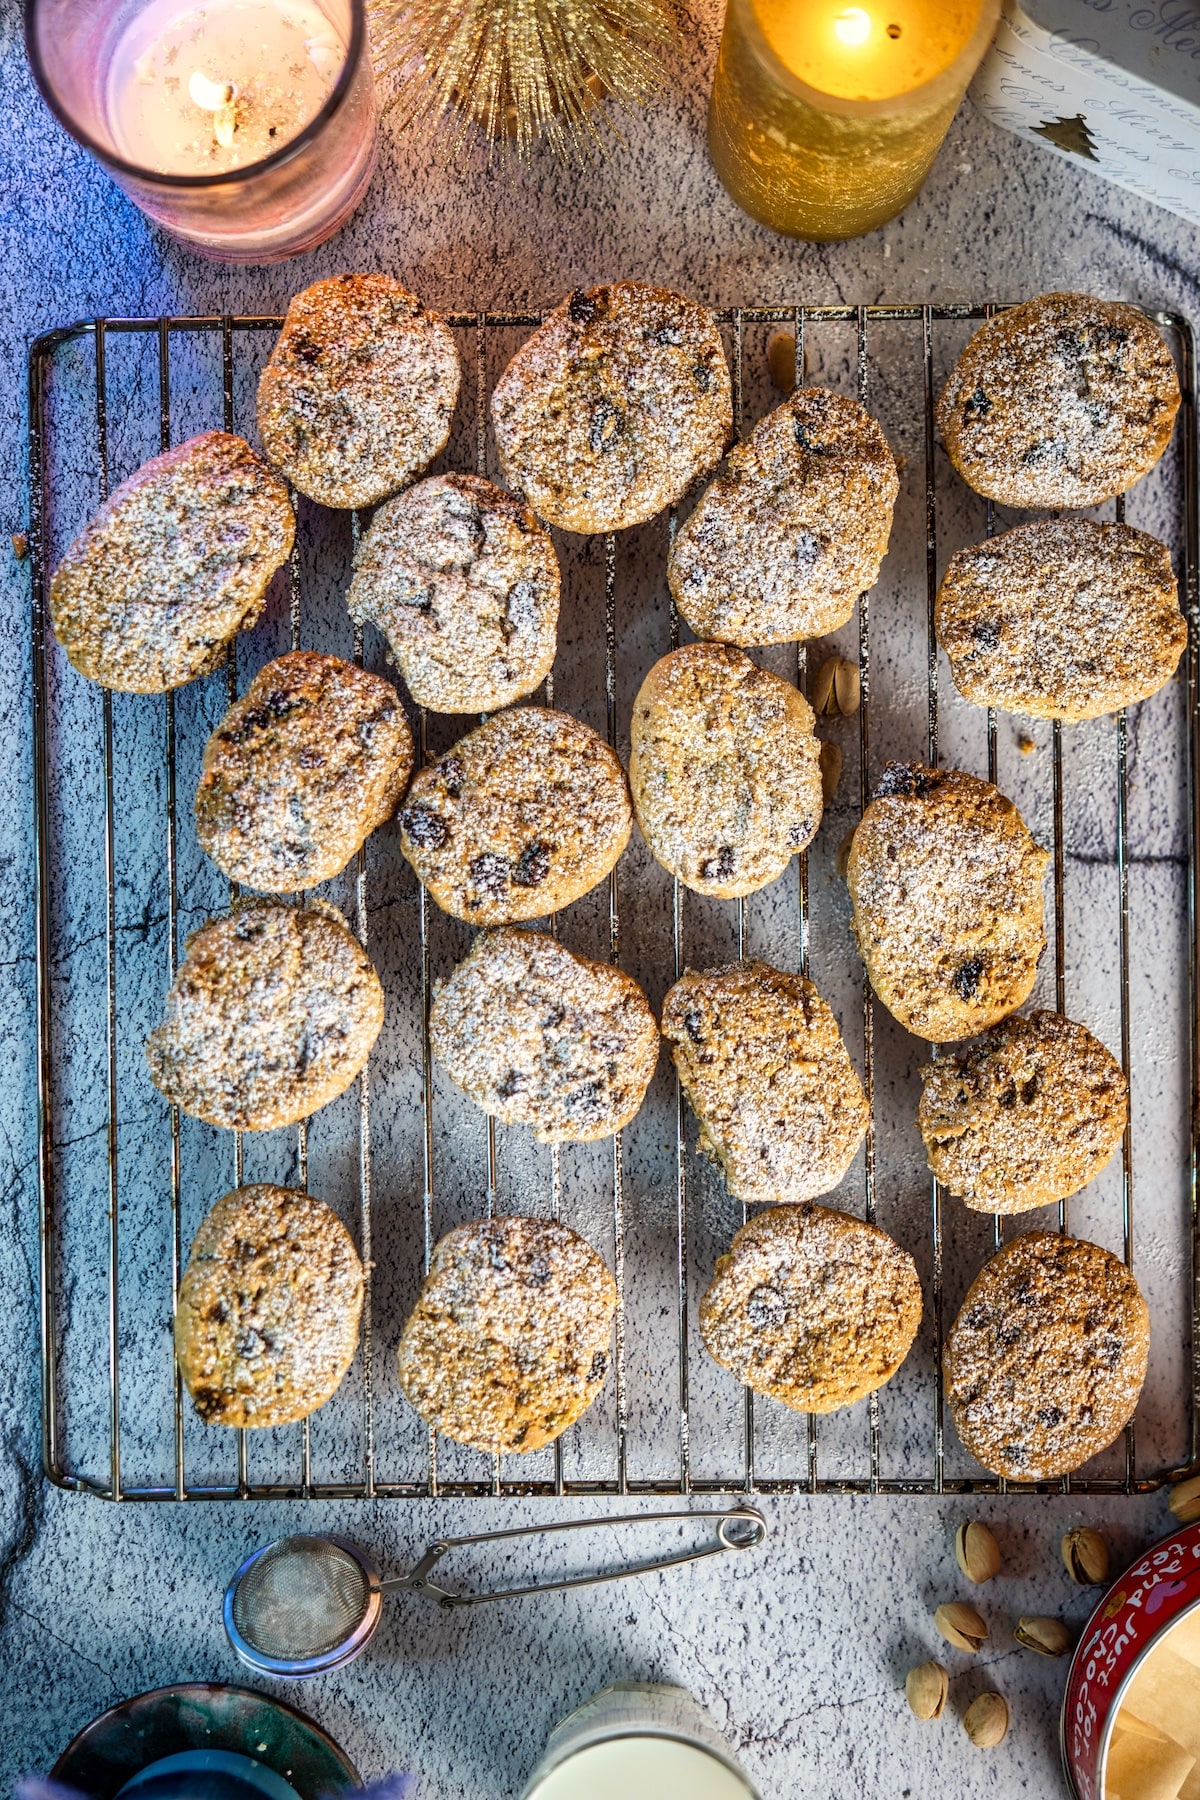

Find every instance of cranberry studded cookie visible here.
[397,1216,617,1454]
[846,762,1049,1042]
[347,472,559,713]
[630,642,823,899]
[661,959,868,1206]
[175,1184,363,1429]
[936,293,1180,508]
[490,282,732,533]
[257,274,461,509]
[195,651,414,891]
[918,1011,1129,1214]
[700,1204,922,1413]
[669,388,899,646]
[399,707,632,923]
[944,1230,1149,1481]
[49,431,294,693]
[935,518,1186,723]
[145,900,383,1131]
[430,927,658,1142]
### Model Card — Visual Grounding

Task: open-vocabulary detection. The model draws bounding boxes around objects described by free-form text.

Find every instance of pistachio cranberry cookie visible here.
[936,519,1185,723]
[175,1184,363,1429]
[918,1011,1128,1214]
[846,763,1049,1042]
[630,642,823,898]
[399,707,631,923]
[944,1230,1149,1481]
[397,1216,617,1454]
[668,388,899,646]
[661,960,868,1206]
[700,1204,922,1413]
[256,274,461,509]
[49,432,294,693]
[347,472,559,713]
[145,900,383,1131]
[936,293,1180,508]
[195,651,413,891]
[429,927,658,1142]
[490,282,732,533]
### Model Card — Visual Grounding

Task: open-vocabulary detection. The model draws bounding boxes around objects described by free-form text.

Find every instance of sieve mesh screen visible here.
[231,1536,371,1660]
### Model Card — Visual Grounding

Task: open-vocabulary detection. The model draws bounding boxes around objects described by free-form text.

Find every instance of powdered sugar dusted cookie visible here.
[490,282,732,533]
[257,274,461,509]
[347,472,559,712]
[669,388,898,645]
[936,517,1185,722]
[936,293,1180,508]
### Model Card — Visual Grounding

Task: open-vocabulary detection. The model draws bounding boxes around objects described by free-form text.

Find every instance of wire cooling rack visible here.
[28,302,1200,1501]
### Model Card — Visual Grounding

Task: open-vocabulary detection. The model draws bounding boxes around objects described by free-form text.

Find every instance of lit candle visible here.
[107,0,346,175]
[26,0,378,262]
[708,0,1000,241]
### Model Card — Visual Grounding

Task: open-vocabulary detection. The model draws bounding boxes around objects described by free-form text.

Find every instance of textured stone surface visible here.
[2,4,1200,1795]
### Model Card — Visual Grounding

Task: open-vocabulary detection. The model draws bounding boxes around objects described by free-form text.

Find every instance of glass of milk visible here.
[522,1684,762,1800]
[25,0,377,261]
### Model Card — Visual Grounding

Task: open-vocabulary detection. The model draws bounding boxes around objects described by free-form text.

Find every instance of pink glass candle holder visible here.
[25,0,378,263]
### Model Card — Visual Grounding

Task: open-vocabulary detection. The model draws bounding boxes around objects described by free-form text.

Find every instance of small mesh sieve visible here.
[224,1508,768,1679]
[225,1535,384,1678]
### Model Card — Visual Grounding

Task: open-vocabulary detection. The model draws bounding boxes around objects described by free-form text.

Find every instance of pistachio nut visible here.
[964,1691,1009,1748]
[1015,1615,1072,1657]
[1169,1474,1200,1525]
[819,738,842,803]
[905,1660,948,1721]
[812,654,861,719]
[934,1600,988,1653]
[1061,1526,1110,1586]
[955,1521,1001,1585]
[766,328,801,394]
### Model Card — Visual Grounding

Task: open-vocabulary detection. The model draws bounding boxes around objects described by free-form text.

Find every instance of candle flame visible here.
[832,6,871,46]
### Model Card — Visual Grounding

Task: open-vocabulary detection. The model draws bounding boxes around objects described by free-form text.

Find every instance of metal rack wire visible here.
[28,302,1200,1501]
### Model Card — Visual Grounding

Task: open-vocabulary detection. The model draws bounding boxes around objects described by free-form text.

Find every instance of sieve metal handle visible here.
[383,1505,768,1608]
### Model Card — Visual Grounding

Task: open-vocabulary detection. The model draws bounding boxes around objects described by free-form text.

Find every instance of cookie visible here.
[256,274,461,509]
[918,1011,1129,1214]
[943,1230,1149,1481]
[935,518,1186,723]
[399,707,632,923]
[700,1204,922,1413]
[660,959,868,1206]
[195,651,414,891]
[490,282,732,533]
[145,899,383,1131]
[429,927,658,1142]
[936,293,1180,508]
[846,763,1049,1042]
[347,472,559,713]
[175,1184,363,1429]
[630,642,823,898]
[49,431,294,694]
[668,388,899,646]
[396,1216,617,1454]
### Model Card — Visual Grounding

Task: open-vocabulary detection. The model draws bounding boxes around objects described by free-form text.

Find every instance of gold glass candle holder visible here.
[708,0,1000,242]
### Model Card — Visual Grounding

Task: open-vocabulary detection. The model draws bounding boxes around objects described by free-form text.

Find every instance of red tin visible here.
[1061,1522,1200,1799]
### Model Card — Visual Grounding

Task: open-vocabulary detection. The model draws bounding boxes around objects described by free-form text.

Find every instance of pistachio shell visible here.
[1061,1526,1110,1585]
[766,329,800,394]
[1170,1474,1200,1525]
[813,655,860,719]
[835,827,855,882]
[964,1691,1009,1748]
[1015,1615,1072,1657]
[819,738,842,803]
[905,1661,948,1720]
[934,1600,988,1653]
[955,1521,1001,1584]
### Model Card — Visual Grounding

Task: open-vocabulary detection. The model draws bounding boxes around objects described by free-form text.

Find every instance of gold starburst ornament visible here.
[368,0,681,162]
